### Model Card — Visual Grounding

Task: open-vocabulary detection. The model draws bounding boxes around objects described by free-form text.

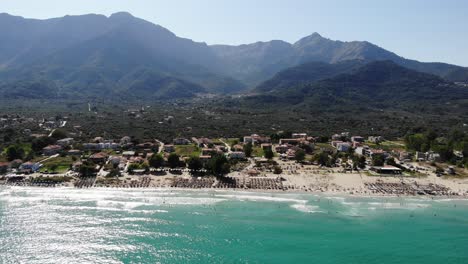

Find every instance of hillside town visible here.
[1,117,467,197]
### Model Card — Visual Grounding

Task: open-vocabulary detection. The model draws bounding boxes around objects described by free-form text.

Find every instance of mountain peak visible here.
[309,32,323,38]
[109,12,134,19]
[294,32,328,46]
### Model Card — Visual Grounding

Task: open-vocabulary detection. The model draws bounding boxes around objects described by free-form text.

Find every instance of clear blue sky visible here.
[2,0,467,66]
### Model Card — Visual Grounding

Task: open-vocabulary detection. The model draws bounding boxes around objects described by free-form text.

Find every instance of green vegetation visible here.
[175,144,201,157]
[206,154,230,176]
[365,140,405,151]
[127,162,149,174]
[187,157,203,171]
[405,129,468,167]
[264,149,274,159]
[243,143,253,157]
[39,156,74,173]
[5,145,25,161]
[167,153,181,169]
[295,149,306,162]
[252,146,264,158]
[148,154,164,169]
[225,138,240,147]
[372,155,385,166]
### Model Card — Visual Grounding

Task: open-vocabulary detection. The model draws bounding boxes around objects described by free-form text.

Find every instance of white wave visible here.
[367,202,431,209]
[215,193,324,214]
[215,194,307,204]
[290,204,322,213]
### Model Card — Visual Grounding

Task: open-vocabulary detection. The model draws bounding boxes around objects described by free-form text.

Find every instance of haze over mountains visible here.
[0,11,467,101]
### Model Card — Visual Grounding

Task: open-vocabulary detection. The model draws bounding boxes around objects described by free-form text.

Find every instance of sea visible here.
[0,187,467,264]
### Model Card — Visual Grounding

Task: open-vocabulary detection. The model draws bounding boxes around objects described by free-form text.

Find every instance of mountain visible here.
[212,32,468,86]
[254,60,366,93]
[0,12,467,101]
[239,61,468,112]
[0,12,244,100]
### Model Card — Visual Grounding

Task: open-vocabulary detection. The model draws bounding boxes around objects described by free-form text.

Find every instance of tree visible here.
[435,145,454,162]
[243,143,253,157]
[149,154,164,168]
[295,149,305,162]
[264,149,274,159]
[167,153,180,169]
[32,136,55,152]
[51,129,67,140]
[108,168,121,177]
[127,163,140,174]
[273,166,283,174]
[207,154,230,176]
[357,156,366,169]
[80,161,96,177]
[386,157,397,166]
[313,152,330,166]
[6,146,24,161]
[372,155,385,166]
[187,157,203,171]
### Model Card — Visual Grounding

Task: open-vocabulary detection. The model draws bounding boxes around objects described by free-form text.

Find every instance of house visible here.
[332,132,349,141]
[229,151,246,159]
[193,137,213,147]
[243,136,254,144]
[173,138,191,145]
[370,166,402,175]
[89,152,109,164]
[427,152,441,162]
[279,138,300,145]
[365,148,386,158]
[136,142,159,151]
[232,144,244,152]
[19,162,42,173]
[122,151,136,158]
[292,133,307,139]
[83,142,120,150]
[352,141,363,148]
[354,147,365,156]
[415,152,427,161]
[244,134,271,145]
[336,142,351,152]
[56,138,74,147]
[351,136,365,143]
[0,162,10,174]
[398,151,411,161]
[368,136,384,144]
[163,145,175,153]
[202,148,218,156]
[275,145,289,154]
[42,145,62,156]
[67,149,82,156]
[215,145,227,153]
[331,141,344,148]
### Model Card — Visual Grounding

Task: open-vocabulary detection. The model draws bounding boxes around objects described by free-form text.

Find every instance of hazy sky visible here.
[2,0,467,66]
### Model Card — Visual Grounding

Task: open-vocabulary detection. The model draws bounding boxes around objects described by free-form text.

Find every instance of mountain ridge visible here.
[0,12,467,101]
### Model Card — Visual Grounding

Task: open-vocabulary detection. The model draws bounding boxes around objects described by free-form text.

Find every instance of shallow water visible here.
[0,187,467,263]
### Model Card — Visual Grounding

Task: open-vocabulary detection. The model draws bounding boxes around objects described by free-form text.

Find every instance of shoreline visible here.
[1,184,467,200]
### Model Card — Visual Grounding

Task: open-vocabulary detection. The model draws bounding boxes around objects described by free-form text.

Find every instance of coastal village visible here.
[0,115,467,197]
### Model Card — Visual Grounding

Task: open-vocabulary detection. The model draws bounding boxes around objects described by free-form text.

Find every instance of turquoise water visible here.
[0,187,467,264]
